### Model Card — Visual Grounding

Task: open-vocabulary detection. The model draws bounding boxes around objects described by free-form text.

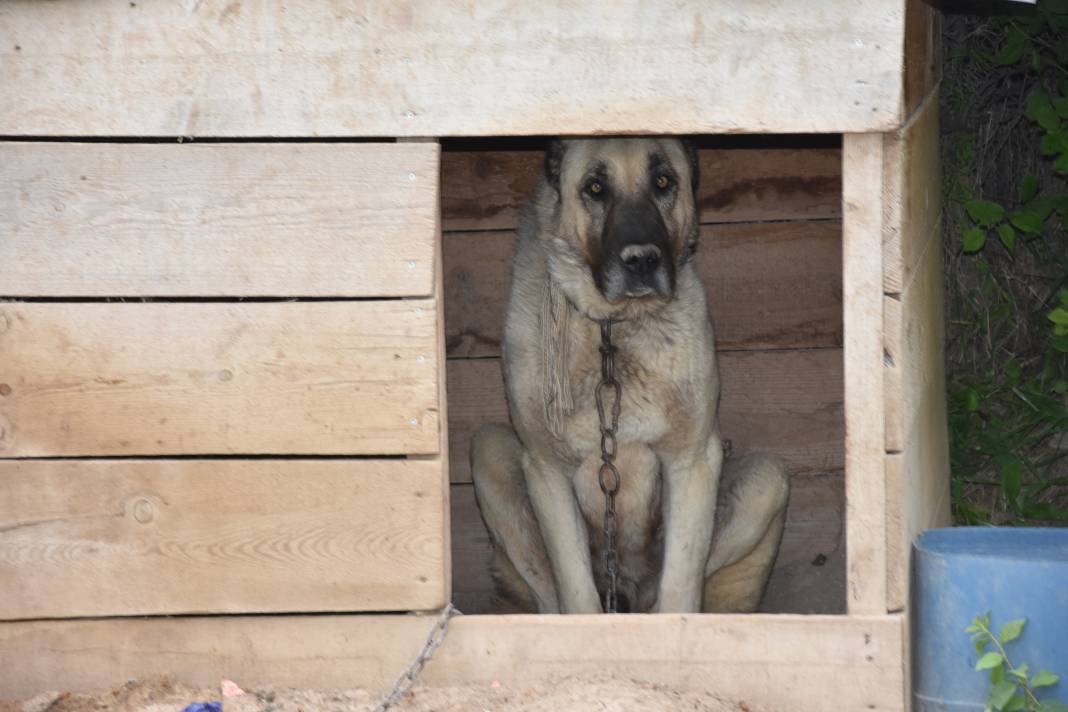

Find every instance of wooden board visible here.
[885,227,951,612]
[0,459,446,619]
[451,472,845,615]
[0,613,907,711]
[882,92,941,295]
[0,2,904,136]
[903,0,942,118]
[441,146,842,232]
[0,142,438,297]
[445,222,843,358]
[0,302,439,456]
[446,349,844,483]
[842,134,888,615]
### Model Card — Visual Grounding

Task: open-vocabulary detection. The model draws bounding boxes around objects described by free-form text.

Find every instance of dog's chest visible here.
[561,332,689,458]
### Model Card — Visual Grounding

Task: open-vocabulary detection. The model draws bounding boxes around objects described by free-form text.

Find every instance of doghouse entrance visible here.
[441,135,847,615]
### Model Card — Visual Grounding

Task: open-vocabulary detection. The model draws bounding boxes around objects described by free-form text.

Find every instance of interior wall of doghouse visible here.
[441,137,846,614]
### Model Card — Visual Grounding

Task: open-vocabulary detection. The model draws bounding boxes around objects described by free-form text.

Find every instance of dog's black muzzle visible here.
[594,198,676,303]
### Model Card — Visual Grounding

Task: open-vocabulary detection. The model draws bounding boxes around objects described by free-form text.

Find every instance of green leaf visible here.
[1056,96,1068,119]
[989,680,1017,710]
[1040,130,1068,156]
[1032,670,1060,688]
[999,618,1026,644]
[997,224,1016,253]
[1028,89,1063,132]
[1005,360,1023,383]
[1011,211,1045,235]
[966,388,982,412]
[992,662,1007,685]
[967,200,1006,227]
[964,228,988,253]
[1038,703,1068,712]
[1053,333,1068,352]
[1002,462,1022,510]
[1055,152,1068,175]
[995,26,1028,65]
[978,652,1005,671]
[1054,379,1068,394]
[1059,289,1068,308]
[1049,307,1068,325]
[1019,175,1040,203]
[1012,663,1029,681]
[1004,695,1026,712]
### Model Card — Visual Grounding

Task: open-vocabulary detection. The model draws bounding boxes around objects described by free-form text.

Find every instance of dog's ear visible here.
[544,139,565,192]
[681,138,699,193]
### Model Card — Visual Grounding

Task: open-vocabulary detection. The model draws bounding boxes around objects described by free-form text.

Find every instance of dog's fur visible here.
[471,138,789,614]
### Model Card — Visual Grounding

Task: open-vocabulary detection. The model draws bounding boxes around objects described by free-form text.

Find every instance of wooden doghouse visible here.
[0,2,947,710]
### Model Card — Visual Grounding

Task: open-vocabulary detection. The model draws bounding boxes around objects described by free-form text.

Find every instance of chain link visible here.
[595,319,623,613]
[372,604,460,712]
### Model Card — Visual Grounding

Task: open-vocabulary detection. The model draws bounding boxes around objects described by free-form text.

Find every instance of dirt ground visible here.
[2,674,770,712]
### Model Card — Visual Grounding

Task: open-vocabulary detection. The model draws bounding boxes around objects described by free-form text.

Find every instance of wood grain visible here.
[882,93,941,295]
[885,228,951,611]
[0,142,438,297]
[842,133,888,615]
[0,2,904,137]
[446,349,844,484]
[451,472,844,614]
[445,222,843,359]
[0,459,446,619]
[0,613,907,711]
[441,146,842,232]
[0,302,439,456]
[903,0,942,118]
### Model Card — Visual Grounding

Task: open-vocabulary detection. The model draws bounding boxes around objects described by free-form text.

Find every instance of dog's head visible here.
[540,137,699,317]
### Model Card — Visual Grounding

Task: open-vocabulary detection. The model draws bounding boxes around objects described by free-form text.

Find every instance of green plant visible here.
[944,4,1068,525]
[967,613,1065,711]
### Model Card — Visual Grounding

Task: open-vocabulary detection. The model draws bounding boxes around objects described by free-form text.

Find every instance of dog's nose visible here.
[620,244,662,276]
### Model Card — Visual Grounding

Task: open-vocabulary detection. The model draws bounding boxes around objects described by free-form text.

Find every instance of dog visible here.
[471,138,789,614]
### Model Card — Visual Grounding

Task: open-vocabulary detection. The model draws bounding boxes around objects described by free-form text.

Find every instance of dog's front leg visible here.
[522,451,602,614]
[655,433,724,612]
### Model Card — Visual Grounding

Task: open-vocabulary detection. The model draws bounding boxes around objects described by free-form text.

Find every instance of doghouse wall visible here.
[441,137,847,614]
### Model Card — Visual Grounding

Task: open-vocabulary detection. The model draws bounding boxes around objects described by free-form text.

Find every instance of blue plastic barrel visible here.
[913,527,1068,711]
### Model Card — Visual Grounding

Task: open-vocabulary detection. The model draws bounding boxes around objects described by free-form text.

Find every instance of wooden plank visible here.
[884,295,905,452]
[445,222,843,358]
[0,142,438,297]
[842,133,888,615]
[441,146,842,232]
[885,230,951,611]
[451,472,845,615]
[430,147,454,603]
[0,2,904,136]
[0,613,907,711]
[446,349,844,484]
[0,302,439,456]
[0,459,446,620]
[882,92,941,294]
[903,0,942,118]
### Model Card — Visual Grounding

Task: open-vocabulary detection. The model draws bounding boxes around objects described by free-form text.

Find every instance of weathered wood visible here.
[0,613,907,711]
[0,143,438,297]
[446,349,844,484]
[0,2,904,136]
[451,472,844,615]
[903,0,942,118]
[441,146,843,232]
[885,229,951,611]
[882,92,941,295]
[445,222,843,358]
[0,302,439,456]
[0,459,446,620]
[842,134,888,615]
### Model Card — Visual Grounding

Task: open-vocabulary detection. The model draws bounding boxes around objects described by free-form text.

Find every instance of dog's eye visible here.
[655,174,673,190]
[586,180,605,197]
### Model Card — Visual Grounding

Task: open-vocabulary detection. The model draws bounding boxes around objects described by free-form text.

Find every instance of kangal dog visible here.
[471,138,789,614]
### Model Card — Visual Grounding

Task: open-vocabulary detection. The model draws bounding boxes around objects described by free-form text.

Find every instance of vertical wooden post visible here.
[842,134,888,615]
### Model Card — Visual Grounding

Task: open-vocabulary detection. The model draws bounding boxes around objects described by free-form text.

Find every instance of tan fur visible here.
[471,138,789,614]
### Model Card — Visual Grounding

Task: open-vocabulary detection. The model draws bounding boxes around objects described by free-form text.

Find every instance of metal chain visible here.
[372,604,460,711]
[595,319,623,613]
